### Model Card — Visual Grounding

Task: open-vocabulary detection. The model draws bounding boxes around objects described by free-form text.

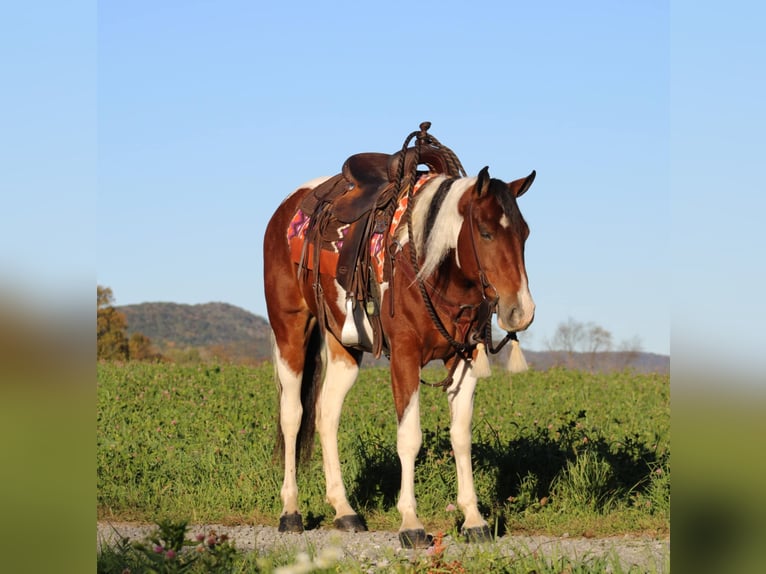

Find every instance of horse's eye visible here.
[479,227,493,241]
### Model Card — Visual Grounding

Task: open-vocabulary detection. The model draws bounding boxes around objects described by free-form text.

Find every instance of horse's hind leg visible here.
[316,333,367,532]
[447,360,492,542]
[273,328,308,532]
[270,304,317,533]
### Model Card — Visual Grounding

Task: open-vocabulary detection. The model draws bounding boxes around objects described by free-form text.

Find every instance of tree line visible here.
[97,286,164,362]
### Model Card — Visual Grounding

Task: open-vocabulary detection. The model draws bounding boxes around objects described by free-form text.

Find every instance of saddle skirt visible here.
[286,173,439,285]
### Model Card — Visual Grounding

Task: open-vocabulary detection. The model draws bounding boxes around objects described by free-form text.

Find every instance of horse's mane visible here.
[396,175,478,279]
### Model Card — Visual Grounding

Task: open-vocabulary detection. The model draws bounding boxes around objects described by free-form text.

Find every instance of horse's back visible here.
[264,181,320,258]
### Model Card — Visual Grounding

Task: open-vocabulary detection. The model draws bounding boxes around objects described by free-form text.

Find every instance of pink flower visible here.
[446,503,456,512]
[153,545,164,553]
[165,549,176,559]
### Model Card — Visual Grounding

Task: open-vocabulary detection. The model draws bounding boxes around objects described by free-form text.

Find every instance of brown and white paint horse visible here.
[263,165,536,547]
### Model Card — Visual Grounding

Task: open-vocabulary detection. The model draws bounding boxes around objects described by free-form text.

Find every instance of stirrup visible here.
[341,297,359,345]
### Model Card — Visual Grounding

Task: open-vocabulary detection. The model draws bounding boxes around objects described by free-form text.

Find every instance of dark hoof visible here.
[463,524,493,543]
[333,514,367,532]
[278,513,304,533]
[398,528,431,549]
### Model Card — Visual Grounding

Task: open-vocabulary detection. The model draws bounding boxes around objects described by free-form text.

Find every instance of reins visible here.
[395,123,515,389]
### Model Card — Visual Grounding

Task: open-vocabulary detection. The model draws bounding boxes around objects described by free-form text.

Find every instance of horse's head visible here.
[457,166,536,333]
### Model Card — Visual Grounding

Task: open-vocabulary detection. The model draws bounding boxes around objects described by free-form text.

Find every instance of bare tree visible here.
[546,318,644,372]
[546,317,619,371]
[615,335,643,370]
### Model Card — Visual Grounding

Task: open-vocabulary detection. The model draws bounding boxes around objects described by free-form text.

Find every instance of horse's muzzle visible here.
[497,292,535,333]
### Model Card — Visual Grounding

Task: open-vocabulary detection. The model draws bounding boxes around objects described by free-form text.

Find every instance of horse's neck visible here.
[429,252,484,306]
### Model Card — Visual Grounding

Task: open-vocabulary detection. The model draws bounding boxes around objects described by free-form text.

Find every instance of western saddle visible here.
[294,122,465,356]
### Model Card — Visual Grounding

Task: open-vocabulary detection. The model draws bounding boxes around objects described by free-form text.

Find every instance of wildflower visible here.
[446,503,456,512]
[195,533,205,542]
[314,546,343,568]
[153,544,164,553]
[165,549,176,559]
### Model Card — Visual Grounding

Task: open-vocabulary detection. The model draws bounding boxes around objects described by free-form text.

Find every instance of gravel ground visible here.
[97,521,669,572]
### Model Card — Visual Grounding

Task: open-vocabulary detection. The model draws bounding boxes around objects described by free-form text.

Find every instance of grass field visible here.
[97,362,669,540]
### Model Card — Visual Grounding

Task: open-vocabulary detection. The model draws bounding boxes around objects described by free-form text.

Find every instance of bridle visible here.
[465,197,519,355]
[396,126,519,387]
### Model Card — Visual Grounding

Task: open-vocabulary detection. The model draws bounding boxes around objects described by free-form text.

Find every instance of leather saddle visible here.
[301,147,454,224]
[293,137,461,355]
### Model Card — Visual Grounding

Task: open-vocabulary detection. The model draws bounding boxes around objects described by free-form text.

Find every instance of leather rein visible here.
[396,126,517,388]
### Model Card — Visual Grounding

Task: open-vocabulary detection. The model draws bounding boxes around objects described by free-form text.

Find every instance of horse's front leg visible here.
[316,333,366,532]
[447,359,492,542]
[389,347,429,548]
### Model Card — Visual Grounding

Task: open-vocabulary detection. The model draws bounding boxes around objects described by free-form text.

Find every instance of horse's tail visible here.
[274,322,323,466]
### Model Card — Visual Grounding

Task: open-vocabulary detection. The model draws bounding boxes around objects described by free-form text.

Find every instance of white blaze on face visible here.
[498,275,536,332]
[517,275,535,325]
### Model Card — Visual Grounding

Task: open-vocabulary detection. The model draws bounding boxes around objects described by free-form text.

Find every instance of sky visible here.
[97,0,671,355]
[3,1,765,363]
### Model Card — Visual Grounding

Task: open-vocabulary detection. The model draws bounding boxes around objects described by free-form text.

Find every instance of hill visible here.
[118,302,272,363]
[118,302,669,372]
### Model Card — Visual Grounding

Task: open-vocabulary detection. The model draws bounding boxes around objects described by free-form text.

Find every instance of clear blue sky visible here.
[96,0,671,355]
[4,1,765,362]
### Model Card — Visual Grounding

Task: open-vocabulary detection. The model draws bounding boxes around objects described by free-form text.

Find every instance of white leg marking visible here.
[447,361,487,530]
[397,389,424,531]
[316,343,359,519]
[275,347,302,516]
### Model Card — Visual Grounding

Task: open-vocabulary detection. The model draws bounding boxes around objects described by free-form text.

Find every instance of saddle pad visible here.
[369,173,438,282]
[287,208,349,273]
[287,173,438,283]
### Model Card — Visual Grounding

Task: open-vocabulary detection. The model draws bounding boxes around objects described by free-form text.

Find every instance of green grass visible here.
[97,362,669,539]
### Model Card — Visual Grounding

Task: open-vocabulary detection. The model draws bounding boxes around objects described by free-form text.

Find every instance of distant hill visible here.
[518,349,669,374]
[118,302,272,363]
[118,301,669,373]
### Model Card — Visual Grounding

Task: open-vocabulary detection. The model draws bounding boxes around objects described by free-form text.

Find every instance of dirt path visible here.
[97,521,669,572]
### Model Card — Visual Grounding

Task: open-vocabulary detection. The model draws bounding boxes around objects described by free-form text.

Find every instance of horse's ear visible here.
[476,166,491,197]
[509,170,536,198]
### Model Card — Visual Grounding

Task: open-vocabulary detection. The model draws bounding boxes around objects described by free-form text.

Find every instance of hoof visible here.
[398,528,431,549]
[463,524,493,543]
[333,514,367,532]
[278,512,304,533]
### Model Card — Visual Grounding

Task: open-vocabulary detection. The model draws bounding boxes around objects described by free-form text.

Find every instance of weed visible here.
[97,519,236,573]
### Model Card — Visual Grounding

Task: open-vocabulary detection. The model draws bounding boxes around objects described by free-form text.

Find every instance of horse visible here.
[262,129,536,548]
